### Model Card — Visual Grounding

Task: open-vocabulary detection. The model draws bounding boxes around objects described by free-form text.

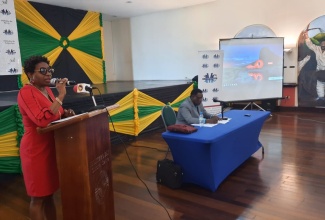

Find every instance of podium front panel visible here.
[54,112,114,220]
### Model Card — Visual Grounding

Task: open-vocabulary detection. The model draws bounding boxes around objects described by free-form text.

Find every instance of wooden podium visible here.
[38,107,117,220]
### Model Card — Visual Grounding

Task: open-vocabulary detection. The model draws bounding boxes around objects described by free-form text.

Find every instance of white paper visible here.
[51,113,88,124]
[191,118,231,127]
[217,118,231,124]
[191,123,218,127]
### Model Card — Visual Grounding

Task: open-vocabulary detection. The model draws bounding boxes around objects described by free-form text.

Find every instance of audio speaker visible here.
[261,99,277,111]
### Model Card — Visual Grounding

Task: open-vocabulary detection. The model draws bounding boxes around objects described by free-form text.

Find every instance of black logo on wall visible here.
[202,64,208,68]
[202,54,209,59]
[213,54,220,59]
[1,8,11,15]
[202,73,218,83]
[212,88,219,92]
[6,49,16,55]
[202,88,208,93]
[1,0,8,5]
[3,29,13,35]
[213,63,220,68]
[8,68,18,74]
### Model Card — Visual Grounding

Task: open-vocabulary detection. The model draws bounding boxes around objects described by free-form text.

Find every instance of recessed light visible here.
[126,1,132,3]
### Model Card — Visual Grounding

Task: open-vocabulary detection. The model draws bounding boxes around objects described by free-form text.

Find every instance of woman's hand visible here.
[63,109,75,118]
[55,78,68,101]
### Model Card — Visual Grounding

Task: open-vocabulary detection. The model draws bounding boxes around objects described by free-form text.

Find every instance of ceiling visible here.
[29,0,216,21]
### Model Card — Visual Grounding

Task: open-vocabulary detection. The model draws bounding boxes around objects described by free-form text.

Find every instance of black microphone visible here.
[50,78,77,86]
[212,97,228,120]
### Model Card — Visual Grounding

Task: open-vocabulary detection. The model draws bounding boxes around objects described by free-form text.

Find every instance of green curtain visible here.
[0,105,23,173]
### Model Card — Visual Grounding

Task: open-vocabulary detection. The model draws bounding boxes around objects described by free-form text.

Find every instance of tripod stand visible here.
[243,102,266,111]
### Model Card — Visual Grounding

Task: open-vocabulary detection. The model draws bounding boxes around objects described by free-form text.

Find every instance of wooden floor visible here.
[1,110,325,220]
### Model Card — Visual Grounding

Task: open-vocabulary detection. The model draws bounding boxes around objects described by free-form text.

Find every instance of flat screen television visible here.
[218,37,284,102]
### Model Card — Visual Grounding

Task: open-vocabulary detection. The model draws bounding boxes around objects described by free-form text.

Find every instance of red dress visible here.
[17,84,63,197]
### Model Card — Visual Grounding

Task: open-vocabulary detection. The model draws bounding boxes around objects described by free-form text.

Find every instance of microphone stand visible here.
[88,90,105,112]
[213,98,228,120]
[219,101,228,120]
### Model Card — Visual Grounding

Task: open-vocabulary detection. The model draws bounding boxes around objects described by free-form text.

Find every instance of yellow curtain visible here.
[67,12,104,83]
[107,85,193,136]
[170,84,194,110]
[0,132,19,157]
[15,0,61,39]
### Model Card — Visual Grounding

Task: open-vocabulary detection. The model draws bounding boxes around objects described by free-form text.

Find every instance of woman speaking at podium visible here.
[17,55,75,220]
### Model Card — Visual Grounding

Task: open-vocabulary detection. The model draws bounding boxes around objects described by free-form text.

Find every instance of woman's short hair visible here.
[23,55,50,74]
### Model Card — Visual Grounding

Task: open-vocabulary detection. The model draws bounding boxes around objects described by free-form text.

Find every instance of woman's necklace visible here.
[29,83,50,100]
[29,83,61,119]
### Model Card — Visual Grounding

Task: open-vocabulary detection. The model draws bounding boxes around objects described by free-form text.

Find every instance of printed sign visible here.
[0,0,22,75]
[198,50,224,114]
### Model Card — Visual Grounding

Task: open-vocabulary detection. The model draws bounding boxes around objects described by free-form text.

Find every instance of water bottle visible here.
[199,111,204,127]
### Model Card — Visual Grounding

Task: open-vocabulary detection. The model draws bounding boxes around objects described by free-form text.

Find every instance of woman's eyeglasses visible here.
[35,67,54,75]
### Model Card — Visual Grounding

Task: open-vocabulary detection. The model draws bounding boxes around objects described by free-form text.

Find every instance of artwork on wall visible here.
[298,15,325,107]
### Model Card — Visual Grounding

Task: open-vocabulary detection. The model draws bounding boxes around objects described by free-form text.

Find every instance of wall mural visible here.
[298,15,325,107]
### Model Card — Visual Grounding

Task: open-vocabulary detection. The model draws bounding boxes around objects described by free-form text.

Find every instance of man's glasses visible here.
[35,67,54,75]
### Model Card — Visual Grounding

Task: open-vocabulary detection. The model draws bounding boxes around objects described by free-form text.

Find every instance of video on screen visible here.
[218,37,284,102]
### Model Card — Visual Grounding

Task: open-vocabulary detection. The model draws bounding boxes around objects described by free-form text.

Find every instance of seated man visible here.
[176,88,219,125]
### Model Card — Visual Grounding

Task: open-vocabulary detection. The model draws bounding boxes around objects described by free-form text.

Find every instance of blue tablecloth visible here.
[162,109,270,191]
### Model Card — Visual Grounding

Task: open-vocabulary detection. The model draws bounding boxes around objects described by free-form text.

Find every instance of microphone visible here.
[73,83,97,93]
[50,78,76,86]
[73,83,102,111]
[212,97,228,120]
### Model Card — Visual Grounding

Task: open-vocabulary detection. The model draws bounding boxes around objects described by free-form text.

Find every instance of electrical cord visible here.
[164,146,170,160]
[95,88,173,220]
[128,144,169,152]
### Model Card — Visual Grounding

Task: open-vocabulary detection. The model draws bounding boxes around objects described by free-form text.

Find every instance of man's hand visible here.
[206,116,219,124]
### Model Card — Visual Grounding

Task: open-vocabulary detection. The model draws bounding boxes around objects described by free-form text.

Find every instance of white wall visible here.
[127,0,324,81]
[103,19,133,81]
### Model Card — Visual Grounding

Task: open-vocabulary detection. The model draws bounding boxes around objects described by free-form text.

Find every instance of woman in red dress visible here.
[17,55,75,220]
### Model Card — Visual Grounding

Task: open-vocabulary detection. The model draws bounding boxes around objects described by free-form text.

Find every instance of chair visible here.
[161,104,177,157]
[161,104,177,131]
